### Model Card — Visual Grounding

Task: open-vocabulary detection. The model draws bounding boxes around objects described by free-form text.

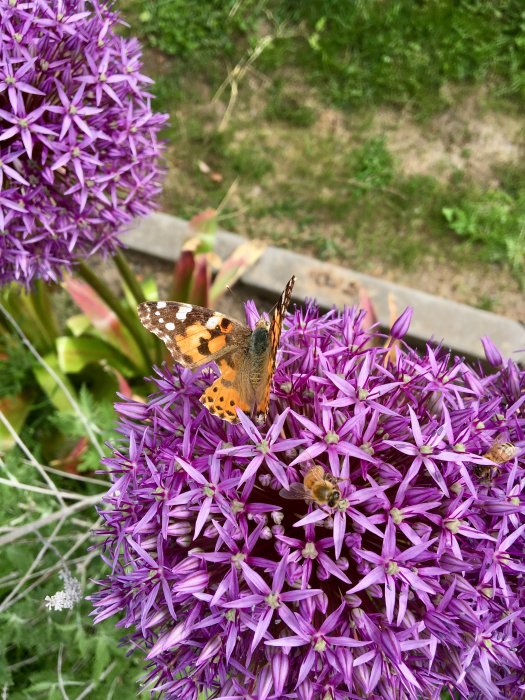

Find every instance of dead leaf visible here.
[210,239,267,303]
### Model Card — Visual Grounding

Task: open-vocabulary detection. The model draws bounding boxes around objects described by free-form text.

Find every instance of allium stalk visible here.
[92,301,525,699]
[0,0,167,287]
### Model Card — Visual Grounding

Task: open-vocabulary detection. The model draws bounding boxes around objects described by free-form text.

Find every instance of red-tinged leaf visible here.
[172,250,195,302]
[210,171,223,183]
[112,369,133,398]
[210,239,266,303]
[64,276,120,334]
[358,284,378,331]
[63,276,137,358]
[0,393,31,450]
[189,208,218,235]
[50,437,89,474]
[188,255,210,308]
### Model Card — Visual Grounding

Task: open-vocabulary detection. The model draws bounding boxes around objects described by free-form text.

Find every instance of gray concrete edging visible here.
[124,212,525,361]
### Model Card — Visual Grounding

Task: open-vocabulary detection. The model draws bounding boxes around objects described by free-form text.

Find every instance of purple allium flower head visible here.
[92,302,525,699]
[0,0,167,287]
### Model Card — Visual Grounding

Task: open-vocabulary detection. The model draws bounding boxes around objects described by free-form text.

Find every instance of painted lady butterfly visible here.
[137,276,296,423]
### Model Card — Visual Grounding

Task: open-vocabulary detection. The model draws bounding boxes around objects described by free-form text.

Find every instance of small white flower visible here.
[44,568,82,611]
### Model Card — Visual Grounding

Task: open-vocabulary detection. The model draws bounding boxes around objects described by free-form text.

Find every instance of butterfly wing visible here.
[255,276,296,421]
[200,354,253,423]
[137,302,250,369]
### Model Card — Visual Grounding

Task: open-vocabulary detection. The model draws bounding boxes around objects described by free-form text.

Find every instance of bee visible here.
[476,439,519,482]
[279,465,344,508]
[484,440,518,465]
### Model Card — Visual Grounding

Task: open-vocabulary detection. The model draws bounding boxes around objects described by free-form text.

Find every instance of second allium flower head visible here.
[0,0,167,287]
[92,300,525,699]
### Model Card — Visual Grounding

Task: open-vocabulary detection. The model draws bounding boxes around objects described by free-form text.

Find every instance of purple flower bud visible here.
[272,652,289,695]
[389,306,413,339]
[297,679,314,700]
[481,336,504,367]
[196,635,221,666]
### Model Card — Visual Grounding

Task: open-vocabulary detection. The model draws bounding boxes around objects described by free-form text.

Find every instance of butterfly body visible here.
[138,277,295,423]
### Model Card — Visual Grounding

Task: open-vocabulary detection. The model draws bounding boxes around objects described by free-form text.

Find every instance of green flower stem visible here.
[1,285,52,353]
[113,249,146,304]
[112,250,164,366]
[33,279,60,344]
[76,260,152,371]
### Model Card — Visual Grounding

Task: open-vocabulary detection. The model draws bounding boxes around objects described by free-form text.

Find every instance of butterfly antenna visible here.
[225,284,241,302]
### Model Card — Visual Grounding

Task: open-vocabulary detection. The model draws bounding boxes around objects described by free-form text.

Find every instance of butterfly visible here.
[137,276,296,424]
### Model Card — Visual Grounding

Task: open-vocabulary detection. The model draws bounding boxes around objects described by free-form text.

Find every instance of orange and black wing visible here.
[199,354,252,423]
[255,276,296,421]
[137,302,249,369]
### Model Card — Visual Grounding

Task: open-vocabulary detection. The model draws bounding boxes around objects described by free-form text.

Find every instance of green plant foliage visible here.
[443,189,525,274]
[46,386,118,472]
[264,82,317,127]
[0,565,143,699]
[0,393,141,697]
[130,0,262,59]
[347,137,395,188]
[0,338,36,398]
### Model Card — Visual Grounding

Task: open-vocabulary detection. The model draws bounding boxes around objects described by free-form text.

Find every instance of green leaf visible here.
[33,353,77,414]
[25,681,56,692]
[93,633,112,680]
[56,336,138,377]
[66,313,92,337]
[442,207,454,222]
[142,276,159,301]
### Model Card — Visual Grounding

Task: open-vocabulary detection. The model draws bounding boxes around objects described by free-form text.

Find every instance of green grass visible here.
[121,0,525,293]
[155,92,524,281]
[267,0,525,114]
[264,81,318,127]
[123,0,525,115]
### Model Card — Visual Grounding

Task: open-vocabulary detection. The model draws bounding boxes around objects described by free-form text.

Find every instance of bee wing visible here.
[279,483,309,500]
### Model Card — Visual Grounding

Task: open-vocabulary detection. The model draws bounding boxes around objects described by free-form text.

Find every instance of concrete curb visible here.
[124,212,525,361]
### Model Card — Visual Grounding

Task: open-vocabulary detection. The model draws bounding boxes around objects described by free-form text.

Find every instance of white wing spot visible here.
[205,314,221,330]
[157,302,167,309]
[155,310,160,316]
[176,305,192,321]
[165,322,175,331]
[158,318,164,324]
